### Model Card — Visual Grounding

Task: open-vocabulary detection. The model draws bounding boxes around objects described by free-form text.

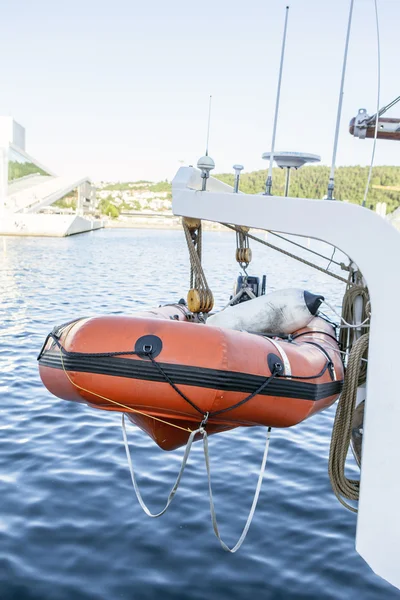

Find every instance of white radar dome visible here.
[197,155,215,171]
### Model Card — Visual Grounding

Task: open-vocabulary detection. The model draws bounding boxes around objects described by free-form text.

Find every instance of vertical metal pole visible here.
[206,95,212,156]
[284,167,291,197]
[265,6,290,196]
[362,0,380,208]
[77,184,83,215]
[233,165,244,193]
[234,173,240,193]
[327,0,354,200]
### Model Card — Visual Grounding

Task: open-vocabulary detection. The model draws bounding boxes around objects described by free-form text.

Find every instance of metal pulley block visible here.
[235,247,252,265]
[235,226,252,269]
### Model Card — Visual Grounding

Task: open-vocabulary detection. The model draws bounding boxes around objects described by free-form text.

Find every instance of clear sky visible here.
[1,0,399,182]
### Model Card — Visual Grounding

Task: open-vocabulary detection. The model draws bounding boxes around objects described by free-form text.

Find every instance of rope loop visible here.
[122,414,200,518]
[122,413,272,552]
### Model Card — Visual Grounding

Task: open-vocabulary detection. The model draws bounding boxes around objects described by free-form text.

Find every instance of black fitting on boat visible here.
[135,335,163,359]
[304,291,325,315]
[267,353,284,376]
[200,412,209,430]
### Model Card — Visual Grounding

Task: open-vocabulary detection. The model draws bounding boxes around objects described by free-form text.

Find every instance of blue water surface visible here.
[0,228,398,600]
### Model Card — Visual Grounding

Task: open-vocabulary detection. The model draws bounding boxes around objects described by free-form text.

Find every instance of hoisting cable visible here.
[365,94,400,124]
[223,285,257,310]
[362,0,381,208]
[235,226,252,271]
[182,217,214,314]
[328,333,369,512]
[224,226,255,307]
[267,231,344,268]
[222,224,349,284]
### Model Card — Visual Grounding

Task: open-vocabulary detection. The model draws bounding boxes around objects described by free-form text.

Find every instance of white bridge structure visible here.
[0,116,103,236]
[172,165,400,592]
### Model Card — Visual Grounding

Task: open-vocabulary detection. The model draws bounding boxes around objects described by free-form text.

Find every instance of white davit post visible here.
[172,166,400,592]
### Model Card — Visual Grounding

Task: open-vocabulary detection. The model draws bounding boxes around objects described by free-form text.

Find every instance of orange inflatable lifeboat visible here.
[38,303,344,451]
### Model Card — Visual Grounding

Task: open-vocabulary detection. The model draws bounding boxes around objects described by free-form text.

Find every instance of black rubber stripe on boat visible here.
[39,351,343,402]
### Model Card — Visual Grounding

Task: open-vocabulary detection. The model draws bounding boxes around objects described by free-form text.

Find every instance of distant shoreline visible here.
[105,219,228,231]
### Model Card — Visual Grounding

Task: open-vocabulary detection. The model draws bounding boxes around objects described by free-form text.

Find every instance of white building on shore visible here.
[0,117,103,236]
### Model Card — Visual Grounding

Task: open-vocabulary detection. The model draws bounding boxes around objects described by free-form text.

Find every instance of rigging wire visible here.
[322,299,370,328]
[265,6,290,195]
[206,95,212,156]
[366,94,400,124]
[267,231,343,268]
[362,0,381,208]
[326,246,337,272]
[327,0,355,200]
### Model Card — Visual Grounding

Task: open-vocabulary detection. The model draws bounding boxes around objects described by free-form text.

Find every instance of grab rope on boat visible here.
[122,413,272,552]
[46,329,283,420]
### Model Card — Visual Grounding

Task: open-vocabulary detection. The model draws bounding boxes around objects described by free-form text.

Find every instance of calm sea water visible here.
[0,228,399,600]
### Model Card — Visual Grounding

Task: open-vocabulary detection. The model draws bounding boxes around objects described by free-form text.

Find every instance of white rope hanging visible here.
[122,414,272,552]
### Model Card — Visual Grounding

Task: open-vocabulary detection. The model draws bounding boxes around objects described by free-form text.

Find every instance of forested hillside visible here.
[215,166,400,213]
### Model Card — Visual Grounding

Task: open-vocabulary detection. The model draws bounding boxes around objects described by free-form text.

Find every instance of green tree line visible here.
[215,166,400,213]
[97,165,400,217]
[8,160,49,182]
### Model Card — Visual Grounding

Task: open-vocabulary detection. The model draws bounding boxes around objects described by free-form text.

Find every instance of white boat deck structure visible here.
[7,173,91,214]
[172,165,400,591]
[0,116,103,237]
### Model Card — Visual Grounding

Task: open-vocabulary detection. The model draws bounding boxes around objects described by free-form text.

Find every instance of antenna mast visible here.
[206,95,212,156]
[197,95,215,191]
[265,6,290,196]
[327,0,354,200]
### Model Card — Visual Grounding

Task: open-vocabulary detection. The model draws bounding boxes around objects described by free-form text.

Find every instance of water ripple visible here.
[0,229,398,600]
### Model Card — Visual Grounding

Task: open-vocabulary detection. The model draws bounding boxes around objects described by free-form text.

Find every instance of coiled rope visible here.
[328,333,369,512]
[339,280,370,384]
